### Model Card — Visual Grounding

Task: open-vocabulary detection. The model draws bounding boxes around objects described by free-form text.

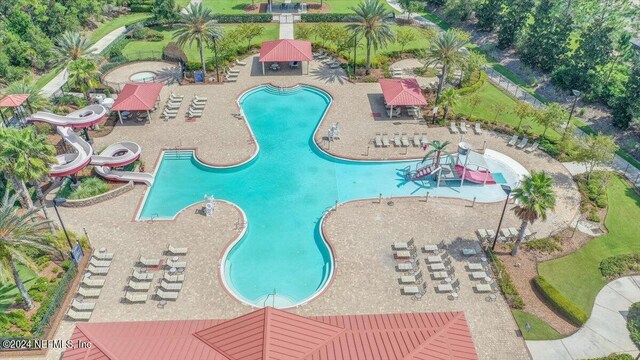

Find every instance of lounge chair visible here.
[475,283,496,293]
[93,252,113,261]
[422,240,445,253]
[156,289,179,300]
[432,268,455,280]
[187,110,203,118]
[401,282,427,296]
[124,292,147,303]
[169,93,184,101]
[474,123,482,134]
[394,250,415,260]
[226,67,240,74]
[392,133,402,147]
[462,248,479,256]
[525,141,539,153]
[392,238,415,251]
[163,272,185,282]
[449,121,459,134]
[131,270,154,281]
[190,102,206,109]
[194,95,208,102]
[162,108,179,115]
[77,286,101,298]
[225,75,237,82]
[413,133,421,147]
[399,271,423,284]
[507,134,519,146]
[89,258,111,268]
[160,280,183,291]
[401,133,410,147]
[67,308,92,321]
[165,102,181,110]
[382,133,390,147]
[374,133,383,147]
[429,258,451,271]
[470,271,489,280]
[420,133,428,146]
[508,227,519,238]
[235,59,247,66]
[426,255,443,264]
[516,136,529,149]
[167,245,188,255]
[486,229,496,240]
[166,259,186,269]
[476,229,488,240]
[396,262,416,272]
[82,274,105,288]
[127,280,151,291]
[162,111,177,119]
[71,299,95,311]
[86,265,109,275]
[139,256,160,267]
[467,263,484,271]
[459,121,468,134]
[437,279,460,293]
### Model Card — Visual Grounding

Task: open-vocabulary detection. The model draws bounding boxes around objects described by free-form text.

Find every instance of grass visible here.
[122,24,280,62]
[200,0,395,13]
[0,265,38,312]
[418,9,451,30]
[538,175,640,316]
[512,310,564,340]
[89,13,152,44]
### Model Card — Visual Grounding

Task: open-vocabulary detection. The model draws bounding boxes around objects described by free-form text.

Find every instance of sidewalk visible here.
[40,26,128,97]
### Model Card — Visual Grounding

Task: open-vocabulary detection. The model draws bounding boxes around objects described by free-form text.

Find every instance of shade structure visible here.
[259,39,313,63]
[0,94,30,108]
[379,78,427,106]
[111,83,163,111]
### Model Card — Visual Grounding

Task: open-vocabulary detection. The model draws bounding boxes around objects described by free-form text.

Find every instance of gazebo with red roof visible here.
[0,94,32,126]
[111,82,164,123]
[259,39,313,75]
[379,78,428,118]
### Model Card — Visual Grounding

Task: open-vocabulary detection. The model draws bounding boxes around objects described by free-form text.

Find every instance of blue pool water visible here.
[138,85,520,307]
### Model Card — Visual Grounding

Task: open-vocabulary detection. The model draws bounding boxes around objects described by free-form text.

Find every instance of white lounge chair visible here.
[401,133,410,147]
[71,299,95,311]
[437,279,460,293]
[124,292,148,303]
[420,133,428,146]
[160,280,183,291]
[470,271,489,280]
[163,273,185,282]
[235,59,247,66]
[132,270,154,281]
[67,308,92,321]
[399,271,423,284]
[193,95,208,103]
[139,256,160,267]
[449,121,459,134]
[82,274,105,288]
[401,282,427,296]
[187,110,203,118]
[127,280,151,291]
[167,245,188,255]
[165,103,182,110]
[162,111,177,119]
[525,141,539,153]
[474,123,482,134]
[392,133,402,147]
[157,289,179,300]
[190,101,206,109]
[467,263,484,271]
[392,238,415,251]
[382,133,390,147]
[92,251,113,260]
[516,136,529,149]
[89,258,111,268]
[169,92,184,100]
[166,259,186,269]
[475,283,495,293]
[394,250,414,260]
[374,133,383,147]
[476,229,488,240]
[224,75,237,82]
[86,265,109,275]
[396,262,416,272]
[77,287,101,298]
[226,67,240,74]
[412,133,421,147]
[459,121,468,134]
[507,134,519,146]
[426,255,443,264]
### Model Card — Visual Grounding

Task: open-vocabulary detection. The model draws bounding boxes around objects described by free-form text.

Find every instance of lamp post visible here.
[431,73,443,124]
[491,185,512,251]
[563,89,581,138]
[52,198,75,259]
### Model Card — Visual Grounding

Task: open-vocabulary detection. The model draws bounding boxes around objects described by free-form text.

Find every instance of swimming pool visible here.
[138,84,522,308]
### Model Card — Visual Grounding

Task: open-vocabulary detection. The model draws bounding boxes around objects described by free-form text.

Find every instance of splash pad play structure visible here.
[28,105,154,185]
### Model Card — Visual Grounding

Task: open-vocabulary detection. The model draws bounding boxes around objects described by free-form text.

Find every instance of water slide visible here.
[29,105,107,128]
[454,165,496,184]
[93,142,154,186]
[51,127,94,177]
[407,164,439,181]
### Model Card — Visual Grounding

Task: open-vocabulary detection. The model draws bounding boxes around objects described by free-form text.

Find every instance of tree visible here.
[5,79,49,111]
[311,23,335,48]
[514,101,535,131]
[346,0,395,75]
[0,192,57,310]
[534,103,566,137]
[491,102,508,121]
[50,32,96,67]
[237,23,264,49]
[497,0,534,49]
[67,58,100,101]
[422,140,451,168]
[445,0,476,22]
[572,133,618,181]
[461,51,486,84]
[468,94,481,117]
[396,28,417,52]
[510,171,556,256]
[296,24,313,40]
[174,3,222,80]
[423,30,469,105]
[612,56,640,129]
[476,0,502,31]
[152,0,180,24]
[206,28,224,83]
[398,0,422,19]
[439,87,460,120]
[330,27,354,56]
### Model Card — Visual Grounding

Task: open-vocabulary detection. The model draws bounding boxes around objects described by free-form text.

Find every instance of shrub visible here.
[300,13,353,22]
[27,277,51,303]
[32,122,54,135]
[0,310,31,336]
[57,177,109,200]
[628,302,640,346]
[457,71,487,96]
[587,210,601,222]
[128,27,164,42]
[211,14,272,23]
[130,4,152,12]
[30,278,61,334]
[599,254,640,279]
[490,251,525,309]
[14,293,24,306]
[539,138,559,157]
[61,260,73,272]
[533,276,588,326]
[584,354,634,360]
[51,95,88,108]
[523,236,562,253]
[35,255,51,271]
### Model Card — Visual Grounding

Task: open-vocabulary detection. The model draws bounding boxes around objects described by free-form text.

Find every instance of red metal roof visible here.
[63,308,478,360]
[0,94,30,108]
[259,40,313,62]
[379,79,428,106]
[111,83,163,111]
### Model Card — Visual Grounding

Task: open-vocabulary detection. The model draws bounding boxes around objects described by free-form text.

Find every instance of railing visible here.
[483,66,546,109]
[100,50,165,93]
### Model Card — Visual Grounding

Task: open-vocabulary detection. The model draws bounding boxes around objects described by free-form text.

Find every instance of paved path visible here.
[278,14,294,39]
[41,26,128,97]
[527,276,640,359]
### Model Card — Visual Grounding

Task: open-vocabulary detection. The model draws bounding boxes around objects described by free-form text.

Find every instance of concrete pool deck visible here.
[36,55,581,359]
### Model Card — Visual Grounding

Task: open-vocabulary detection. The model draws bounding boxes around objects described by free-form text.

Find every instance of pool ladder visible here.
[263,288,277,307]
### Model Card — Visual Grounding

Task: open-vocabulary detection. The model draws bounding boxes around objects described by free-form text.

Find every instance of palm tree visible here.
[422,140,451,169]
[174,3,223,80]
[346,0,395,75]
[50,32,96,67]
[439,87,460,120]
[67,58,100,101]
[424,30,469,104]
[0,193,56,310]
[510,171,556,256]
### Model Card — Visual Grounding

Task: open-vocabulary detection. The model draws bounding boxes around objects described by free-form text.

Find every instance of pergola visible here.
[379,79,427,118]
[259,39,313,75]
[0,94,32,127]
[111,83,164,124]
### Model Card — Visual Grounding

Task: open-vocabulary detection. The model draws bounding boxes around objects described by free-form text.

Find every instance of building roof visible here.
[259,40,313,62]
[111,83,164,111]
[63,307,478,360]
[0,94,30,108]
[379,79,428,106]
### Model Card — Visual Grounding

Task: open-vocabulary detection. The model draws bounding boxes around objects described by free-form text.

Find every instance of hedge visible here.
[457,71,487,96]
[300,13,353,22]
[533,276,588,326]
[599,254,640,279]
[211,14,273,23]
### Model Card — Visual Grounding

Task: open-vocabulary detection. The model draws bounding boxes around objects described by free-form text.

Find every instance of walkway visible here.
[527,276,640,359]
[40,26,128,97]
[278,14,294,39]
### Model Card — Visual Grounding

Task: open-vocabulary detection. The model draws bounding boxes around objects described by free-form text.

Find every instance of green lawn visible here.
[0,265,38,312]
[34,66,64,90]
[539,176,640,315]
[89,13,152,44]
[122,24,279,62]
[512,310,564,340]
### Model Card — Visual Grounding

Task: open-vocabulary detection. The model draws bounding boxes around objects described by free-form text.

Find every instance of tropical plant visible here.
[66,58,100,101]
[207,27,224,83]
[0,193,57,310]
[174,3,223,79]
[572,133,618,181]
[514,101,535,132]
[534,103,566,137]
[346,0,395,75]
[5,79,49,111]
[311,23,335,48]
[152,0,180,23]
[510,171,556,256]
[50,32,96,67]
[396,28,417,52]
[237,23,264,49]
[422,140,451,169]
[439,87,460,120]
[423,30,469,106]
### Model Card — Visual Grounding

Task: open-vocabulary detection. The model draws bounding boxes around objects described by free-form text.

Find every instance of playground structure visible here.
[28,105,154,185]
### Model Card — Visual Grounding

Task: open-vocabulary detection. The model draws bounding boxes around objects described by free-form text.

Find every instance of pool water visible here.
[139,85,520,308]
[129,71,157,82]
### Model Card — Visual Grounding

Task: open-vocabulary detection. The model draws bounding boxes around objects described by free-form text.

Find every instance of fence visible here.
[100,51,166,93]
[483,66,546,109]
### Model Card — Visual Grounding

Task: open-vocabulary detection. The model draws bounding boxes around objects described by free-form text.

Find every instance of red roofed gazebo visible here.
[379,78,427,118]
[259,39,313,75]
[112,82,164,123]
[0,94,32,126]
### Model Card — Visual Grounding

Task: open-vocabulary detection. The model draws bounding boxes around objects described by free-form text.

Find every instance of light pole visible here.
[563,89,581,138]
[52,198,75,264]
[491,185,512,251]
[431,73,443,124]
